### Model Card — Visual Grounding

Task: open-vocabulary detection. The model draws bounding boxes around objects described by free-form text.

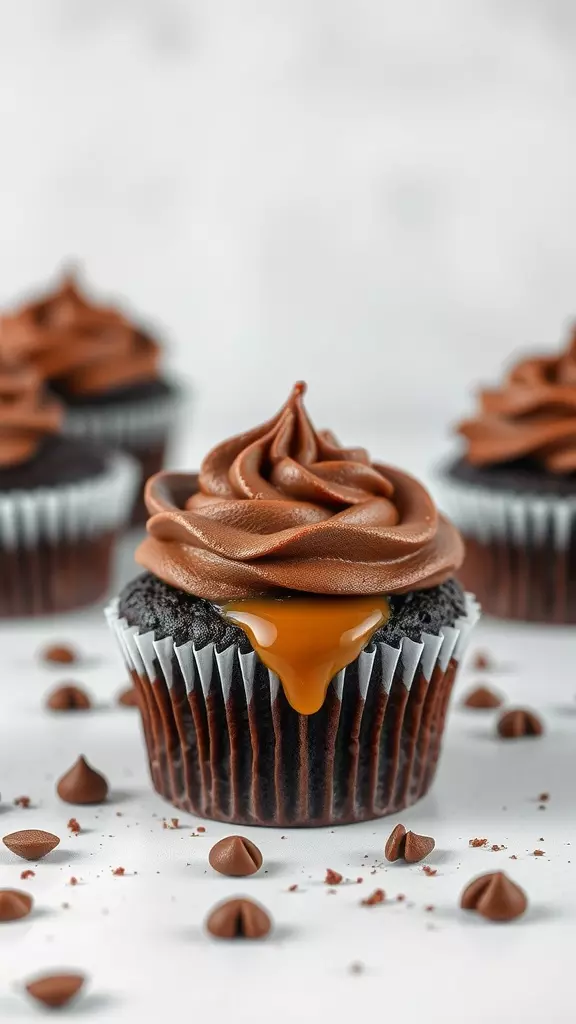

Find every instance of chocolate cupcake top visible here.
[137,382,463,600]
[458,329,576,473]
[0,362,62,468]
[0,272,160,398]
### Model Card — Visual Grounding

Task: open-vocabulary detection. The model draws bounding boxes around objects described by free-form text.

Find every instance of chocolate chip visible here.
[56,756,109,805]
[25,973,85,1009]
[3,830,60,861]
[118,687,139,707]
[325,869,343,885]
[384,823,406,861]
[206,898,271,939]
[404,831,435,863]
[41,644,77,665]
[361,888,385,906]
[208,836,263,877]
[463,686,503,709]
[385,824,434,863]
[0,889,33,921]
[46,685,91,711]
[461,872,527,922]
[497,709,543,739]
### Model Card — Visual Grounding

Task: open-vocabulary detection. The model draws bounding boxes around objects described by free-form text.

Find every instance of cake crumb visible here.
[469,838,488,848]
[325,869,343,885]
[425,905,435,912]
[538,792,550,802]
[20,870,35,880]
[13,796,31,808]
[197,826,206,833]
[67,818,81,834]
[422,866,437,876]
[356,877,364,884]
[510,855,518,860]
[288,884,298,892]
[69,877,78,886]
[349,961,364,975]
[112,867,125,876]
[361,888,385,906]
[491,844,506,852]
[472,651,491,670]
[396,894,406,902]
[533,849,545,857]
[163,818,179,830]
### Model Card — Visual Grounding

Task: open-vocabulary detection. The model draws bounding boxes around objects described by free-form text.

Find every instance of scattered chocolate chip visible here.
[56,756,109,805]
[497,709,543,739]
[472,651,491,670]
[469,838,488,848]
[0,889,33,921]
[533,850,545,857]
[25,973,85,1009]
[422,866,437,876]
[461,872,527,922]
[3,830,60,861]
[463,686,503,709]
[325,869,343,885]
[20,870,35,880]
[208,836,263,877]
[404,831,435,863]
[361,889,385,906]
[41,644,78,665]
[13,796,31,809]
[118,687,139,707]
[46,685,91,711]
[206,898,271,939]
[67,818,81,834]
[112,867,125,876]
[384,823,407,861]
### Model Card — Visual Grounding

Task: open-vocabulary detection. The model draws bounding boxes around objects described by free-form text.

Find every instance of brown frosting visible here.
[0,363,62,467]
[137,382,463,598]
[0,272,160,397]
[458,329,576,472]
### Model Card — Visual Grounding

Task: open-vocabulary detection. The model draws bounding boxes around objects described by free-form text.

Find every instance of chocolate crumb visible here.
[67,818,81,834]
[197,826,206,833]
[510,855,518,860]
[361,888,385,906]
[469,838,488,848]
[13,796,31,809]
[69,877,78,886]
[163,818,179,830]
[349,961,364,975]
[356,877,364,884]
[41,644,77,665]
[491,845,505,852]
[288,884,298,892]
[533,850,545,857]
[396,894,406,902]
[538,792,550,802]
[20,870,35,880]
[112,867,125,876]
[422,866,437,876]
[325,869,343,885]
[472,651,491,670]
[425,905,435,912]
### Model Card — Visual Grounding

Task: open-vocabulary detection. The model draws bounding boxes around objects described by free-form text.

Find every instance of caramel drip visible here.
[222,595,389,715]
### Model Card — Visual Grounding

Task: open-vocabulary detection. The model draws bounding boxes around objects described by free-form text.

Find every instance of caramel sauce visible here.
[222,596,389,715]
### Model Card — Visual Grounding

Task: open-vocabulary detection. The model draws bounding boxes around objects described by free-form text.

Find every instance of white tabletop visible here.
[0,527,574,1024]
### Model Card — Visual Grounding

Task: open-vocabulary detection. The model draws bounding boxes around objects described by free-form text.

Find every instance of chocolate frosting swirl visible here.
[458,329,576,472]
[0,362,62,468]
[137,383,463,599]
[0,272,160,397]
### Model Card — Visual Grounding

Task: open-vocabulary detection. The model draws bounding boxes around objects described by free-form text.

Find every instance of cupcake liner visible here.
[0,453,139,617]
[438,474,576,621]
[64,391,178,446]
[106,593,478,827]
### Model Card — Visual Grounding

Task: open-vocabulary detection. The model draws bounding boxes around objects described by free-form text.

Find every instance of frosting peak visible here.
[137,383,463,599]
[458,328,576,472]
[0,271,160,397]
[0,362,62,467]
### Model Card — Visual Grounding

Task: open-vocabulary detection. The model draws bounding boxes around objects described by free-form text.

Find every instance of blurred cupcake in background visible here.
[438,327,576,623]
[0,360,137,617]
[0,269,180,523]
[108,382,477,827]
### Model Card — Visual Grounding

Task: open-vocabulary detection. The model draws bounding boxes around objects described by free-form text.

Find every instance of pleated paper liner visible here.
[0,452,138,617]
[65,390,180,525]
[438,473,576,622]
[106,594,478,827]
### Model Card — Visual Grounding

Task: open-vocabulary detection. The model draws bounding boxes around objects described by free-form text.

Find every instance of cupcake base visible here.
[107,584,477,827]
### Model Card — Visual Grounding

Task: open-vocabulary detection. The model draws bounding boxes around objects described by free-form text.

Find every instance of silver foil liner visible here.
[0,453,139,617]
[437,472,576,621]
[106,593,478,827]
[64,391,178,447]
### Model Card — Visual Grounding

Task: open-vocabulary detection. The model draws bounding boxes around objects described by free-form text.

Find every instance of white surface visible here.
[1,2,576,439]
[0,537,574,1023]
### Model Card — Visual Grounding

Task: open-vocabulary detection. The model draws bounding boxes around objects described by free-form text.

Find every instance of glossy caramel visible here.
[222,595,389,715]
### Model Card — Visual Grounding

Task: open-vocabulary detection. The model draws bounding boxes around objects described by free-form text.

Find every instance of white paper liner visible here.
[436,472,576,550]
[0,451,139,550]
[64,389,179,446]
[106,593,479,702]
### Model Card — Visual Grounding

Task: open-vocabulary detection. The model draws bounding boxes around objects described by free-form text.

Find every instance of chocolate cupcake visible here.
[0,271,179,523]
[107,383,477,826]
[0,361,138,617]
[439,329,576,622]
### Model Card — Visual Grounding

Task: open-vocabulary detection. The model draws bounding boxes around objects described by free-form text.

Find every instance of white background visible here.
[1,3,576,1021]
